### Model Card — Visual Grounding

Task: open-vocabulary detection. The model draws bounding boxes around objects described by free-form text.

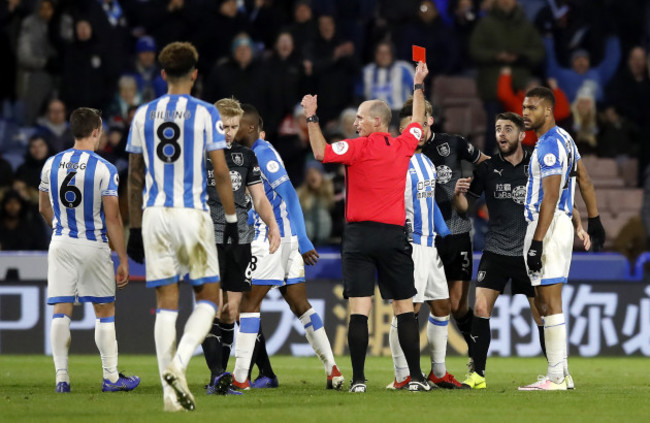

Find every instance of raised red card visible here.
[412,45,426,63]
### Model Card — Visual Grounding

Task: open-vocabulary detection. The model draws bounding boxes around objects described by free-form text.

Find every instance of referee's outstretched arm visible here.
[301,95,327,161]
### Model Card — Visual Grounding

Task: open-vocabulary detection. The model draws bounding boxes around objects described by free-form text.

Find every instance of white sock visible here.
[51,313,71,384]
[544,313,566,384]
[233,312,260,383]
[428,314,450,378]
[172,301,217,372]
[155,309,178,386]
[389,316,410,383]
[298,308,336,374]
[95,317,119,382]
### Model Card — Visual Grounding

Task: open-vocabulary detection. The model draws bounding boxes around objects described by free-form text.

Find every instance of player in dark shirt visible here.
[416,102,489,366]
[202,98,280,395]
[453,112,590,389]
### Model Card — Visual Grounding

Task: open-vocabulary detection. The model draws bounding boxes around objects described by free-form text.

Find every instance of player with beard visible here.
[454,112,590,389]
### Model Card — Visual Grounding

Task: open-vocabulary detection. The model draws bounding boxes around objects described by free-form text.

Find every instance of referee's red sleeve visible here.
[323,138,364,164]
[397,122,424,151]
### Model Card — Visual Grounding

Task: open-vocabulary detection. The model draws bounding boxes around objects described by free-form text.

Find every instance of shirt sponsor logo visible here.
[332,141,349,155]
[230,170,242,191]
[216,120,225,134]
[231,152,244,166]
[437,165,452,184]
[543,153,556,166]
[266,160,280,173]
[436,142,450,157]
[512,185,526,204]
[409,127,422,140]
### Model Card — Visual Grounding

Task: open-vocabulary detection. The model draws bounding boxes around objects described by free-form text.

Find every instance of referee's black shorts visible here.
[476,251,534,297]
[342,221,416,300]
[438,232,473,282]
[217,243,253,292]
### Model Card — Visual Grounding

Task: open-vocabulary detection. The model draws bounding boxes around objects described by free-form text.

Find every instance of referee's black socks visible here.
[348,314,369,383]
[396,312,424,382]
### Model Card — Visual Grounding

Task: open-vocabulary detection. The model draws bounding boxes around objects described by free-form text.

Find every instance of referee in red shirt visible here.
[301,62,430,393]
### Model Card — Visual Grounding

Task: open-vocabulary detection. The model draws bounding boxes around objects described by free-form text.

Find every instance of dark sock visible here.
[537,324,547,359]
[218,321,235,372]
[396,312,424,382]
[254,326,275,378]
[455,308,474,357]
[348,314,369,383]
[471,316,491,377]
[202,318,223,378]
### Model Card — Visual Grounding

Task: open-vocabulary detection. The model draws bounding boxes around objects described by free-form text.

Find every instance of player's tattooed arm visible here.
[128,153,145,228]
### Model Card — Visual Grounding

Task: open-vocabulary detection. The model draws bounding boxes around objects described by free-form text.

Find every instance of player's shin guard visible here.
[348,314,369,383]
[173,301,216,372]
[51,313,71,383]
[427,314,450,378]
[396,312,424,382]
[95,316,119,383]
[537,324,547,358]
[455,308,474,357]
[389,316,410,383]
[470,316,491,377]
[299,308,336,374]
[543,314,567,384]
[234,312,260,383]
[202,318,223,377]
[219,321,235,371]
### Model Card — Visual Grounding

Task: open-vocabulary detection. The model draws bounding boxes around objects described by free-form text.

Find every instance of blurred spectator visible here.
[262,31,306,140]
[132,0,195,50]
[123,36,166,104]
[16,0,58,125]
[337,107,358,139]
[288,0,318,59]
[61,19,114,112]
[305,14,358,125]
[450,0,491,72]
[596,106,640,159]
[605,46,650,130]
[643,165,650,249]
[297,160,334,245]
[97,125,128,172]
[245,0,286,50]
[570,87,598,155]
[108,75,141,124]
[396,0,461,76]
[34,98,74,153]
[204,32,266,111]
[193,0,248,73]
[0,189,48,250]
[362,40,414,122]
[613,216,647,263]
[543,35,621,103]
[0,0,29,112]
[0,154,12,187]
[496,66,570,147]
[274,103,310,185]
[15,135,49,191]
[469,0,544,154]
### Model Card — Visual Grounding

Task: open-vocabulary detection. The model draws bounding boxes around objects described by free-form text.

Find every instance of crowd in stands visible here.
[1,0,649,255]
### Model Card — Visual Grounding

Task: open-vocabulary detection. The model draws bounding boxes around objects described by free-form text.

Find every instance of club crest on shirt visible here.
[332,141,349,155]
[477,271,486,282]
[231,152,244,166]
[436,142,450,157]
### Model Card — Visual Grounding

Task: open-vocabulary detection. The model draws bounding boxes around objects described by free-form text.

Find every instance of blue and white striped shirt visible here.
[525,126,581,222]
[39,149,119,243]
[405,154,438,246]
[362,60,415,110]
[125,94,227,211]
[251,139,295,240]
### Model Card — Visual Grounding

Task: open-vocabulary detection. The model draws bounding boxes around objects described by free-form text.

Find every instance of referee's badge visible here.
[477,271,486,282]
[232,153,244,166]
[436,142,450,157]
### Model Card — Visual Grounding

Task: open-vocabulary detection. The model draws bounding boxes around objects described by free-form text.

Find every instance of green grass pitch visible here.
[1,355,648,423]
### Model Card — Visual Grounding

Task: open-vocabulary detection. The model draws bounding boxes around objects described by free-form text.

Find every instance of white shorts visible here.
[523,212,573,287]
[412,243,449,303]
[47,237,115,304]
[251,235,305,286]
[142,207,220,288]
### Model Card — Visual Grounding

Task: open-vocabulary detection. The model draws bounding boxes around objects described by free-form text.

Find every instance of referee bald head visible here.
[354,100,391,137]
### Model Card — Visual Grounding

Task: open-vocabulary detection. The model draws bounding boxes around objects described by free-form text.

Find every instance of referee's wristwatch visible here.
[306,115,319,123]
[413,83,424,93]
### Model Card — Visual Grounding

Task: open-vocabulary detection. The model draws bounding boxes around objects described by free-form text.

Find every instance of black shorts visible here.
[342,222,416,300]
[217,243,252,292]
[476,251,534,297]
[438,232,473,282]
